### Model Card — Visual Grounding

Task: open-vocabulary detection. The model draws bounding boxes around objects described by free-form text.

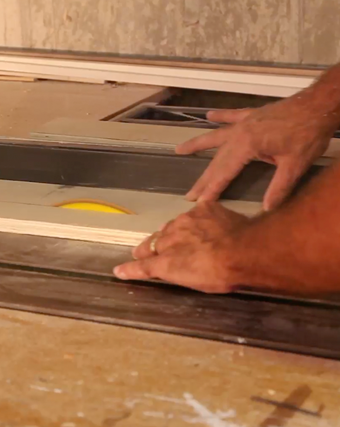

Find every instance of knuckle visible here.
[138,261,151,277]
[175,213,192,226]
[207,179,225,193]
[199,200,215,210]
[161,220,175,234]
[156,235,174,253]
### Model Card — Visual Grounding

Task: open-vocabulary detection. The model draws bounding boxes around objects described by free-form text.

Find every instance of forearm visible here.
[286,63,340,133]
[232,160,340,294]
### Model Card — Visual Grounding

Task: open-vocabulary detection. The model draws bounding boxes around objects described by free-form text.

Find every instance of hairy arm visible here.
[231,160,340,294]
[301,62,340,119]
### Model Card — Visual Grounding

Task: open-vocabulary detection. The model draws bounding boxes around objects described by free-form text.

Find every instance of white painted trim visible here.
[0,55,315,97]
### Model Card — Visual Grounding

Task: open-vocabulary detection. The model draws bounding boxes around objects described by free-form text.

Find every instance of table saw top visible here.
[0,80,338,427]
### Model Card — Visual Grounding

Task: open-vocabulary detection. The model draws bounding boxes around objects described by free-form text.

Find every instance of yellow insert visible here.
[54,199,133,215]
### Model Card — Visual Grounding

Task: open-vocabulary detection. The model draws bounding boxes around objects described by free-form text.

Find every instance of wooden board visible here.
[31,117,211,150]
[0,308,339,427]
[0,48,325,77]
[32,117,340,160]
[0,69,105,84]
[0,54,314,97]
[0,180,261,246]
[0,74,36,82]
[0,81,168,139]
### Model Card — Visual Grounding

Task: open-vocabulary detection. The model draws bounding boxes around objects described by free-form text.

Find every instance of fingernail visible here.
[186,192,196,201]
[159,223,167,231]
[263,201,271,212]
[114,267,128,280]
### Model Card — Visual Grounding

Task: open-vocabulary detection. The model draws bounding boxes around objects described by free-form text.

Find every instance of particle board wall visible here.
[301,0,340,65]
[0,0,304,64]
[0,0,337,66]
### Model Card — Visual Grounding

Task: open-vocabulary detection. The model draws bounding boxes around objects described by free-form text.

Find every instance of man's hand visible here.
[114,202,248,293]
[176,97,336,210]
[115,159,340,296]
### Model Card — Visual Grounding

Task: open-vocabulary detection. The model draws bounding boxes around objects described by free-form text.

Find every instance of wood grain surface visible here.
[0,1,300,63]
[0,179,260,246]
[0,307,338,427]
[0,80,167,138]
[32,117,340,160]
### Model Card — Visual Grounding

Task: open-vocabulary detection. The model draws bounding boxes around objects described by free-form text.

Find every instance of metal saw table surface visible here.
[0,81,339,427]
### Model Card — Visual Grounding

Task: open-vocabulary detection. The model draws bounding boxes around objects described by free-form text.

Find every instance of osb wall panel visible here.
[3,0,339,67]
[0,0,25,47]
[180,0,300,63]
[301,0,340,65]
[0,0,300,64]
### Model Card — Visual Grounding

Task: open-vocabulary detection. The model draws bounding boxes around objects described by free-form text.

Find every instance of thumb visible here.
[263,158,308,211]
[207,108,253,124]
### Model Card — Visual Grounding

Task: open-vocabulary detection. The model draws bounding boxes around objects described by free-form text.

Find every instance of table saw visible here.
[0,80,338,427]
[0,129,338,361]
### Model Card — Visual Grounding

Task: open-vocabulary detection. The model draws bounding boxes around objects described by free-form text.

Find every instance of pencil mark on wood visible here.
[254,385,323,427]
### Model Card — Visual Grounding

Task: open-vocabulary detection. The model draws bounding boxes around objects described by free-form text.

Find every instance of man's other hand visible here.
[176,98,334,211]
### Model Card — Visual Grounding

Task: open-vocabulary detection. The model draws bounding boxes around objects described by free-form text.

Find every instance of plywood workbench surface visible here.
[0,308,338,427]
[0,80,166,138]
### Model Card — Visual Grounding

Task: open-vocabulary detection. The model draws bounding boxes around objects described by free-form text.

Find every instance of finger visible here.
[207,108,253,124]
[114,256,168,281]
[185,200,217,218]
[175,127,230,155]
[132,232,160,259]
[133,221,174,259]
[132,233,156,260]
[132,228,179,260]
[263,158,309,211]
[186,146,250,201]
[115,249,234,293]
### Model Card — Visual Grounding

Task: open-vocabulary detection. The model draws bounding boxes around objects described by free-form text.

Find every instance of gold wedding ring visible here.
[149,235,159,254]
